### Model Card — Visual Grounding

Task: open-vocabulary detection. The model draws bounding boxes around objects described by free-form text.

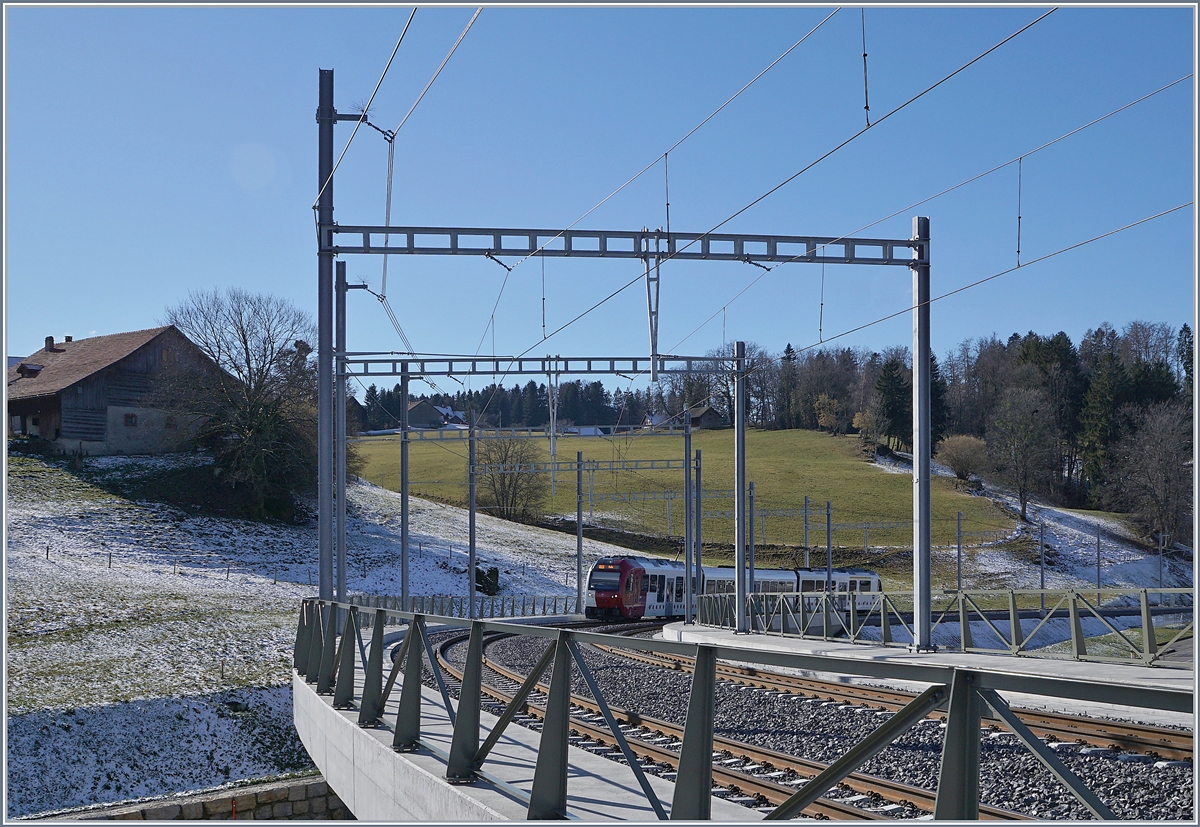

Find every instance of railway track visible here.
[432,629,1030,820]
[592,631,1193,762]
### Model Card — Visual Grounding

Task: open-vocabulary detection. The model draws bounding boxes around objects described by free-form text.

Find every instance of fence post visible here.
[528,633,572,819]
[1140,590,1158,662]
[447,621,484,781]
[294,599,313,674]
[394,620,426,751]
[333,607,358,708]
[306,603,325,683]
[934,670,981,820]
[358,609,386,725]
[1068,592,1086,659]
[672,645,716,820]
[316,602,339,695]
[1008,591,1024,654]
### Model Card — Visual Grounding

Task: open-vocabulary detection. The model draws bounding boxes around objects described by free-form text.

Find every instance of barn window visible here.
[124,414,137,427]
[164,416,177,429]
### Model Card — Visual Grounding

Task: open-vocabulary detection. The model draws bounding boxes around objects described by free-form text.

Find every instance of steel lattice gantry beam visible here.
[326,224,919,266]
[342,353,736,379]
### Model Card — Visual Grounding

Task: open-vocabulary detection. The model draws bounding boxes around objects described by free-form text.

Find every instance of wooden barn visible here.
[6,326,217,456]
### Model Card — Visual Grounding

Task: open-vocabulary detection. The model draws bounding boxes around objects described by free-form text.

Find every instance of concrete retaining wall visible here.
[46,776,351,821]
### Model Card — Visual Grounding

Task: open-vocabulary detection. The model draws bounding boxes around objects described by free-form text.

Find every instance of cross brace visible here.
[327,224,924,267]
[473,458,687,474]
[343,353,738,379]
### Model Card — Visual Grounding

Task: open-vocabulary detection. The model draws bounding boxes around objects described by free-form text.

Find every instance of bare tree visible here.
[988,387,1055,521]
[1115,401,1192,543]
[477,437,549,523]
[159,288,318,519]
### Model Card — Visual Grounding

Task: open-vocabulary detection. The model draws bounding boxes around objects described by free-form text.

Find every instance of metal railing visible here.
[347,593,580,621]
[697,588,1194,668]
[293,598,1192,821]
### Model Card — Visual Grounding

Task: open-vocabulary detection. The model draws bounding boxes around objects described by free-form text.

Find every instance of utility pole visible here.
[911,215,933,650]
[1039,519,1046,612]
[316,68,335,602]
[694,449,703,605]
[335,261,347,605]
[468,411,477,618]
[803,495,810,568]
[577,451,584,613]
[748,481,756,595]
[400,363,410,610]
[734,341,748,634]
[683,420,694,623]
[956,511,962,592]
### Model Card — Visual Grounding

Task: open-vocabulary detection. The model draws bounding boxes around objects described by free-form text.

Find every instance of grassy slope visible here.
[355,428,1013,555]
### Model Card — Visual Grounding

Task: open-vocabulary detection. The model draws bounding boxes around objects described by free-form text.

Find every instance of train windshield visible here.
[588,570,621,591]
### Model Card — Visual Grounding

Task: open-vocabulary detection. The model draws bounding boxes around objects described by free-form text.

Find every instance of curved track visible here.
[433,628,1029,820]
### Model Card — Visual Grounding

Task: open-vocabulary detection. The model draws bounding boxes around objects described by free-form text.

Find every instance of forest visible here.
[358,320,1192,540]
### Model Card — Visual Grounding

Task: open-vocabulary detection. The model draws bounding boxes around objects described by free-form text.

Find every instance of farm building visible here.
[688,404,725,429]
[407,399,445,428]
[6,326,217,456]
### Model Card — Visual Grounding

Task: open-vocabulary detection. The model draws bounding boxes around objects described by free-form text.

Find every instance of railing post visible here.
[880,595,892,644]
[358,609,386,725]
[394,619,425,751]
[447,621,484,781]
[672,645,716,820]
[934,670,981,820]
[958,592,973,651]
[333,606,358,708]
[1068,591,1086,659]
[317,602,339,694]
[528,632,572,819]
[294,599,313,675]
[1008,590,1024,654]
[306,602,325,683]
[1140,589,1158,661]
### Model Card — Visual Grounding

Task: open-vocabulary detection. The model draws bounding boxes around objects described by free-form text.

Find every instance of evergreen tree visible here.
[776,343,799,429]
[1176,323,1193,393]
[875,356,911,450]
[1078,352,1131,505]
[930,352,947,446]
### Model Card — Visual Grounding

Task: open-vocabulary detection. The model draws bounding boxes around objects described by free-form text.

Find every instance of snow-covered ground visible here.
[872,452,1193,595]
[4,449,1192,817]
[4,451,624,817]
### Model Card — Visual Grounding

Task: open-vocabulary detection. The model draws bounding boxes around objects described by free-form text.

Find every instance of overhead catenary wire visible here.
[381,7,482,296]
[312,7,417,214]
[662,72,1191,355]
[861,8,871,127]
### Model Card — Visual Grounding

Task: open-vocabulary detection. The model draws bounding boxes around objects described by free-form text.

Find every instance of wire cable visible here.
[312,8,417,212]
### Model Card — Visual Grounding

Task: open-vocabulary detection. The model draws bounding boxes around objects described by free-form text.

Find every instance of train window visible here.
[837,581,848,592]
[648,577,657,595]
[674,577,684,602]
[589,570,620,591]
[859,580,873,592]
[849,580,858,592]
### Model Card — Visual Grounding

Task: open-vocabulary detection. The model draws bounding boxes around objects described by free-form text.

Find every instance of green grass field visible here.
[353,428,1013,561]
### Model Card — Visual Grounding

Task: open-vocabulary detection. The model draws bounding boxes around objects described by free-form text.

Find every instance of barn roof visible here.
[6,326,173,402]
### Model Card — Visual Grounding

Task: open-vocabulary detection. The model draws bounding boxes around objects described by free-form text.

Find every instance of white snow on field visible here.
[870,453,1193,593]
[4,451,627,818]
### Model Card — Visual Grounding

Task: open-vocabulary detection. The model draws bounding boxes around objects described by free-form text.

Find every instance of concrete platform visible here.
[293,645,762,821]
[662,623,1194,728]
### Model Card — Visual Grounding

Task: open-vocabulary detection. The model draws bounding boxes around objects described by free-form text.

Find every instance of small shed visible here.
[689,405,725,430]
[407,399,445,428]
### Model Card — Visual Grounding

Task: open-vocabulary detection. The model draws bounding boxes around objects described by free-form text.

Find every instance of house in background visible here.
[407,399,445,428]
[6,326,216,456]
[433,405,466,426]
[688,404,725,430]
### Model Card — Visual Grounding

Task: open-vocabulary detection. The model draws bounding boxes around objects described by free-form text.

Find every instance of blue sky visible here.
[4,4,1195,391]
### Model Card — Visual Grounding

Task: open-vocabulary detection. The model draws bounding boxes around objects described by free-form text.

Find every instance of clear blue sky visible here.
[4,4,1195,392]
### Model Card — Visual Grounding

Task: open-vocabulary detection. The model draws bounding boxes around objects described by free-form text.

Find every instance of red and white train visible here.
[584,555,882,621]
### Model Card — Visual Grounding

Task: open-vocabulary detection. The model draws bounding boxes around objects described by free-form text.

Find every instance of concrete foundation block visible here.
[142,804,180,820]
[203,798,233,816]
[287,785,306,802]
[306,781,329,798]
[293,800,311,815]
[257,787,287,804]
[180,802,204,819]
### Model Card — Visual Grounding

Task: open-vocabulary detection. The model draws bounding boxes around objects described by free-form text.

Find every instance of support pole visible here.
[684,422,694,623]
[1040,519,1046,612]
[803,495,810,568]
[911,215,932,650]
[577,451,584,613]
[1096,528,1101,605]
[316,68,335,601]
[694,449,703,602]
[548,371,557,496]
[956,511,962,592]
[468,411,477,618]
[734,341,748,634]
[825,501,833,631]
[748,481,756,594]
[400,363,410,610]
[335,262,347,605]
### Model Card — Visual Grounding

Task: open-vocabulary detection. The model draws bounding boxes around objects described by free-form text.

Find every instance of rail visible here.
[346,593,580,620]
[696,588,1194,668]
[293,598,1192,820]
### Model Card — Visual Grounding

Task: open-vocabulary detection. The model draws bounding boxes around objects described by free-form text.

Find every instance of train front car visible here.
[584,557,647,620]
